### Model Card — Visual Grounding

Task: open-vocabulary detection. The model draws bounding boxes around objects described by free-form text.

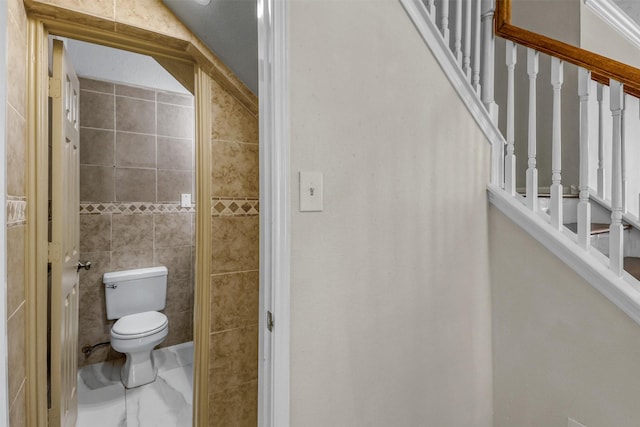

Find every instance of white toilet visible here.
[103,266,169,388]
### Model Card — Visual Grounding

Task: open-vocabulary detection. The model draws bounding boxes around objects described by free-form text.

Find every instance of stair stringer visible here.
[401,0,640,327]
[489,184,640,326]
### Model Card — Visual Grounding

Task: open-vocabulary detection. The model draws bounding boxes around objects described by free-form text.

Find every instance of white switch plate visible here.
[181,193,191,208]
[568,418,586,427]
[299,171,323,212]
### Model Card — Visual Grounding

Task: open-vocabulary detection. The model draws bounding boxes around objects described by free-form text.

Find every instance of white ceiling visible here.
[63,38,190,94]
[162,0,257,94]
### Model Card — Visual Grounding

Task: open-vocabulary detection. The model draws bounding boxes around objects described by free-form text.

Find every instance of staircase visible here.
[401,0,640,324]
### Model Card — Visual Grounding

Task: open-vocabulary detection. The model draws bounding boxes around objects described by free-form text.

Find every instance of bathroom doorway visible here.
[26,7,262,426]
[50,36,196,425]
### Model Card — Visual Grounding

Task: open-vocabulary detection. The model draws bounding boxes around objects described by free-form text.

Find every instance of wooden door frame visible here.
[0,3,9,426]
[25,15,213,427]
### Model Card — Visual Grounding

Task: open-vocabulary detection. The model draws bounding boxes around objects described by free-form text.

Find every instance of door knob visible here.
[77,261,92,272]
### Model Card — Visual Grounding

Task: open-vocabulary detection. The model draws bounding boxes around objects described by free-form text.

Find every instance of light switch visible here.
[299,171,323,212]
[181,193,191,208]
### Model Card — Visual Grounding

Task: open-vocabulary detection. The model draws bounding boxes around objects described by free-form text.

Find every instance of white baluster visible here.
[577,68,591,250]
[463,0,472,80]
[473,0,482,95]
[505,41,517,196]
[526,48,539,212]
[481,0,498,124]
[622,99,627,213]
[597,83,606,199]
[442,0,450,45]
[455,0,463,64]
[610,80,625,277]
[428,0,435,18]
[550,58,564,230]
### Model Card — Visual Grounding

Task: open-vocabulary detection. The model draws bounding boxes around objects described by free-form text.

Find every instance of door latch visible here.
[267,310,274,332]
[77,260,92,272]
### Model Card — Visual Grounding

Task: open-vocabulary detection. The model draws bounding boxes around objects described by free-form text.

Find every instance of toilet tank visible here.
[103,266,168,320]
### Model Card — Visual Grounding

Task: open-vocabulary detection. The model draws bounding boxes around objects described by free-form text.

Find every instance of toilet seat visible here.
[111,311,168,339]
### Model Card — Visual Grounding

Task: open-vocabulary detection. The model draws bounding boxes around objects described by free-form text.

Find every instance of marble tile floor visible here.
[77,341,193,427]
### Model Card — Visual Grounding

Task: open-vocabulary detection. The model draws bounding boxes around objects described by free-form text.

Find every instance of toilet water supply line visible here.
[81,341,110,357]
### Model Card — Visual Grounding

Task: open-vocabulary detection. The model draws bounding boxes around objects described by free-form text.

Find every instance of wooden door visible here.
[49,39,80,427]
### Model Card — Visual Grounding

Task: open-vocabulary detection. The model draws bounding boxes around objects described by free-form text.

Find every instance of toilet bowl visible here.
[110,310,169,388]
[103,266,169,388]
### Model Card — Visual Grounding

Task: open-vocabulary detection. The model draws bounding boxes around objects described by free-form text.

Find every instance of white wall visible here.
[289,1,493,425]
[490,206,640,427]
[512,0,581,45]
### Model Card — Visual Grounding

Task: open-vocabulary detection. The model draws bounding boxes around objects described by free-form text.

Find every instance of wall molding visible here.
[584,0,640,51]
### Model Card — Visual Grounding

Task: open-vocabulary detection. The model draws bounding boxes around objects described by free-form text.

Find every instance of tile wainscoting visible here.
[78,207,195,367]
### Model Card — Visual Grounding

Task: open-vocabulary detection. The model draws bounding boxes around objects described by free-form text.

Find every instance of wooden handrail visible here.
[495,0,640,97]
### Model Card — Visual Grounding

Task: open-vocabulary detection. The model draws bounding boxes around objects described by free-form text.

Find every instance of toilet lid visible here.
[112,311,168,337]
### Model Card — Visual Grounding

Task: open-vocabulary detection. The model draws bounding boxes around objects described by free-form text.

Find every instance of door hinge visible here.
[48,77,61,99]
[267,310,274,332]
[48,242,61,263]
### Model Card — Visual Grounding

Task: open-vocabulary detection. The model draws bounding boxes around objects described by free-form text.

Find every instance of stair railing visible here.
[424,0,640,279]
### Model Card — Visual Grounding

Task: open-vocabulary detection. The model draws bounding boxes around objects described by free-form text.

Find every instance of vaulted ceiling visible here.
[162,0,258,94]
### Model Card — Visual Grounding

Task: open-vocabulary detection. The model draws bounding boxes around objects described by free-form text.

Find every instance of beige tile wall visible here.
[78,77,196,367]
[209,78,259,427]
[6,0,28,425]
[79,77,194,203]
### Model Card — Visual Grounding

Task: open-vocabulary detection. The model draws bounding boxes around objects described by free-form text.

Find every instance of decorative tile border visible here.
[77,199,259,216]
[7,198,27,227]
[80,202,196,215]
[212,198,259,216]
